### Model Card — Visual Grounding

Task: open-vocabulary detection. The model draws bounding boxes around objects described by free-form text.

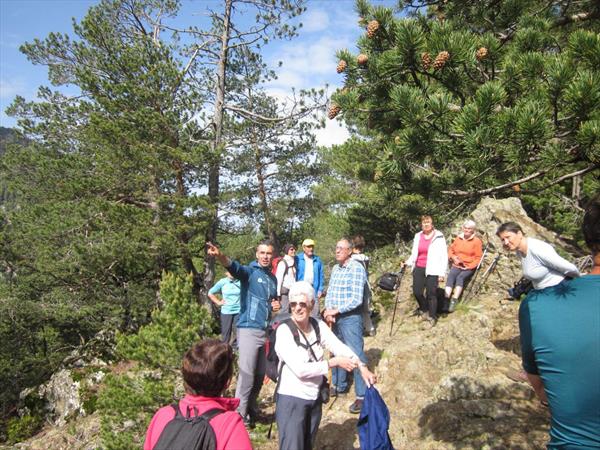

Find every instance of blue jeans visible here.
[332,311,367,398]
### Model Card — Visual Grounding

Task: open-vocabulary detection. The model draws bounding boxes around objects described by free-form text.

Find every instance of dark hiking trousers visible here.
[412,266,439,319]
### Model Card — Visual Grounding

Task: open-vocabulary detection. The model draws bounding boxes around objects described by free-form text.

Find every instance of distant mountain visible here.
[0,126,25,156]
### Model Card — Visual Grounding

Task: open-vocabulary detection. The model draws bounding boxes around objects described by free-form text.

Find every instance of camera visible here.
[507,277,533,300]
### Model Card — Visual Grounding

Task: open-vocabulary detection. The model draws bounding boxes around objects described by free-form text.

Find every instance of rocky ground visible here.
[10,198,563,450]
[253,273,550,450]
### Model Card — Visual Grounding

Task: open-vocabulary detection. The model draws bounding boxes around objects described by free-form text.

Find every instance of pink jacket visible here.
[143,394,252,450]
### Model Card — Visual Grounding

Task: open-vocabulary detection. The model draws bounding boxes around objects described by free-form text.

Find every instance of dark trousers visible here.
[220,313,238,348]
[412,266,439,319]
[276,394,322,450]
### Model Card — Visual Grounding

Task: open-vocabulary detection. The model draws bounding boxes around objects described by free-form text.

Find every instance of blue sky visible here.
[0,0,397,145]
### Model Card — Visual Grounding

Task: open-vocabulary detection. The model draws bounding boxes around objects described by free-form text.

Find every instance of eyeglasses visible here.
[289,301,308,309]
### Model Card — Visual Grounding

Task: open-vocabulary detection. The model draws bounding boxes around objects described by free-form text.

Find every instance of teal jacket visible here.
[227,260,277,330]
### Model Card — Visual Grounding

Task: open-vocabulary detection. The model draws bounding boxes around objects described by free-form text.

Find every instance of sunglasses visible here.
[289,301,308,309]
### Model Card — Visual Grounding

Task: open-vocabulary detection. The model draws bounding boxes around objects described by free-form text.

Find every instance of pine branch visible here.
[528,164,600,194]
[441,163,599,197]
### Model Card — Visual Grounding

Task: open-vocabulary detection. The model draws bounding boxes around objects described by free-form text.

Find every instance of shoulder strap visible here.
[283,318,302,347]
[308,317,321,344]
[198,408,225,422]
[171,403,183,418]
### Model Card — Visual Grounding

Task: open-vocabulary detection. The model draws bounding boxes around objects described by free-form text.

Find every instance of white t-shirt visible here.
[303,254,314,285]
[274,319,358,401]
[518,238,580,289]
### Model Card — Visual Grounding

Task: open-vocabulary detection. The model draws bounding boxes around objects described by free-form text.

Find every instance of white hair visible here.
[288,281,315,305]
[463,220,476,229]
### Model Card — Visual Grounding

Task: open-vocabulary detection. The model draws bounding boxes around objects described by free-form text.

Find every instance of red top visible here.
[144,394,252,450]
[416,233,432,268]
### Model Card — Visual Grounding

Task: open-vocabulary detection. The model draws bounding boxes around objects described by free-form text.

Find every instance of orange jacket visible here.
[448,234,483,270]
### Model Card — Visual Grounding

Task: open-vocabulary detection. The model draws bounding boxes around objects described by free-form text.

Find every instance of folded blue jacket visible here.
[357,386,394,450]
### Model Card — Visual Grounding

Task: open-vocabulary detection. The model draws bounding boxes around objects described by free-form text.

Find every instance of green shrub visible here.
[98,272,216,449]
[97,372,175,450]
[116,272,216,368]
[6,414,43,444]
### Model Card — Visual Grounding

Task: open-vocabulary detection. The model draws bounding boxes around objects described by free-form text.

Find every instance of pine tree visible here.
[326,0,599,239]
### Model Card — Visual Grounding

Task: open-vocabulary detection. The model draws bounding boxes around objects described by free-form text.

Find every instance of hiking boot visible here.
[411,308,423,317]
[348,398,363,414]
[364,327,376,337]
[242,414,255,429]
[448,299,457,313]
[427,317,437,328]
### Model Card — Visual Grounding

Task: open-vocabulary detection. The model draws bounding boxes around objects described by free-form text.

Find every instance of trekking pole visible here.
[389,267,406,336]
[461,238,490,304]
[465,254,500,303]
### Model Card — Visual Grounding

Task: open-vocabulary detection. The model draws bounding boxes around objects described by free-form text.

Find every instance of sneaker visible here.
[348,398,363,414]
[448,299,457,313]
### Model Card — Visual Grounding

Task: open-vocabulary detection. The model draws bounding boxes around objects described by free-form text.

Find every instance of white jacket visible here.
[406,229,448,277]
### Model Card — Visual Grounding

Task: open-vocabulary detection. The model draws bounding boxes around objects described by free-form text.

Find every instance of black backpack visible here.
[265,316,321,382]
[377,272,399,291]
[153,404,225,450]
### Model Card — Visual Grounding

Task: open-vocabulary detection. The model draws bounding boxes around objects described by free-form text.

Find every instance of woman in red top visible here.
[144,339,252,450]
[445,220,483,311]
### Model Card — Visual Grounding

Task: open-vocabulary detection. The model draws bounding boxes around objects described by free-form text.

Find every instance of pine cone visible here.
[357,54,368,65]
[328,104,341,120]
[476,47,488,61]
[433,51,450,70]
[421,52,432,70]
[366,20,379,38]
[336,60,348,73]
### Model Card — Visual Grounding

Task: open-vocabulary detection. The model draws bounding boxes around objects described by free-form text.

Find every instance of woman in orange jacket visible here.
[445,220,483,311]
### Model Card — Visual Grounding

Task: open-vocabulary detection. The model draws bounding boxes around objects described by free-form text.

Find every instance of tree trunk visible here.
[571,174,582,204]
[203,0,232,299]
[253,135,278,249]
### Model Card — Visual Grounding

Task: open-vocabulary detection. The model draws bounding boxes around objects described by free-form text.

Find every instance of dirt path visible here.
[253,276,550,449]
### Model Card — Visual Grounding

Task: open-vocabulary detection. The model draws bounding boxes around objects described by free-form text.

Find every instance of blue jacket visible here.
[295,252,325,296]
[358,386,394,450]
[227,260,277,330]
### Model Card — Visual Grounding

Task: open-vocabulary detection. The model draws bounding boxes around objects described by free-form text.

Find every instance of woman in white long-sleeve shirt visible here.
[496,222,580,289]
[274,281,377,450]
[404,215,448,326]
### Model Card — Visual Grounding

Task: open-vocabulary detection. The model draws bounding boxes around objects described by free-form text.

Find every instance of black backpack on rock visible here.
[153,404,224,450]
[377,272,400,291]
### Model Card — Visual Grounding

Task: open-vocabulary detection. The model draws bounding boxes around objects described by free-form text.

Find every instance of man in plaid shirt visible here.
[324,238,371,414]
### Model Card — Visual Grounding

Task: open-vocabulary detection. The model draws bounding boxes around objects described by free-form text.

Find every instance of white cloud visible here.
[0,78,26,99]
[315,116,350,147]
[301,9,330,33]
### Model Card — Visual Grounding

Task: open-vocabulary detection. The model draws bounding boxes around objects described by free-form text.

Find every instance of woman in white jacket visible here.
[404,215,448,327]
[274,281,376,450]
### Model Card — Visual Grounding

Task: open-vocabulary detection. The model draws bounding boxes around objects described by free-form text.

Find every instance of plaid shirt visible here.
[325,259,367,314]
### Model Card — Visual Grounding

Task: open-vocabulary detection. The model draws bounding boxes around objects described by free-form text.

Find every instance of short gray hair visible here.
[288,281,315,305]
[463,220,476,229]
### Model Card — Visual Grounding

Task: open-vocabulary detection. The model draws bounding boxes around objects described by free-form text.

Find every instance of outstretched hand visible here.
[206,242,221,257]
